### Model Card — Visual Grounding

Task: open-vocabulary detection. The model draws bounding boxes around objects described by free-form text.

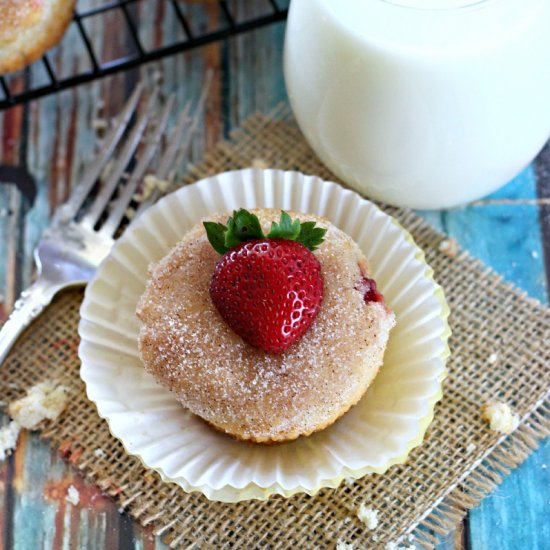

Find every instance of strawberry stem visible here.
[203,209,327,254]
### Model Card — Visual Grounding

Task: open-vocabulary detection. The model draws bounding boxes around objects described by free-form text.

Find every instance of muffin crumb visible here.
[336,541,354,550]
[438,237,459,258]
[481,402,519,434]
[8,381,68,430]
[251,158,269,169]
[135,174,169,202]
[386,542,416,550]
[66,485,80,506]
[0,421,20,460]
[357,503,379,530]
[385,542,416,550]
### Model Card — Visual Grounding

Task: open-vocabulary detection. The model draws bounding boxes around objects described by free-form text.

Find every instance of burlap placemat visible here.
[1,106,549,549]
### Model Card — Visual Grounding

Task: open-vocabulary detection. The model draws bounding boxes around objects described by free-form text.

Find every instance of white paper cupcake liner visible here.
[79,168,450,502]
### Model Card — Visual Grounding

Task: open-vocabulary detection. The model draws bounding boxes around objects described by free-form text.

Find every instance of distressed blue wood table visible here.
[0,1,548,548]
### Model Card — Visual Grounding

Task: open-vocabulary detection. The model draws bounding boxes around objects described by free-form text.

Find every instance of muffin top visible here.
[137,209,395,442]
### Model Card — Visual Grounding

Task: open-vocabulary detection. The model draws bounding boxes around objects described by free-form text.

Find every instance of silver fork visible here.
[0,82,204,366]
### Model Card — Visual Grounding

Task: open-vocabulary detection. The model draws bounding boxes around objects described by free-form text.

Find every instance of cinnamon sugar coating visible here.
[0,0,43,44]
[0,0,75,74]
[137,209,396,443]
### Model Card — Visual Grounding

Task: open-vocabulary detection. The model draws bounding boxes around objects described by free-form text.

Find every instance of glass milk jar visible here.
[284,0,550,209]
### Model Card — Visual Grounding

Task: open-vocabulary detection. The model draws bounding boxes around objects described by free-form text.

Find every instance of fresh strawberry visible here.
[204,209,327,354]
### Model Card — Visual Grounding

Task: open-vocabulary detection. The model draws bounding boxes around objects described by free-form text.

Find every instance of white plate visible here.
[79,169,450,502]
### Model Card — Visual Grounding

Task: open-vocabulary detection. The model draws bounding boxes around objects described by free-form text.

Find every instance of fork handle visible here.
[0,278,58,366]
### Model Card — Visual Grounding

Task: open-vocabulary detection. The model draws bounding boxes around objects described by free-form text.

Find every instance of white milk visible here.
[284,0,550,209]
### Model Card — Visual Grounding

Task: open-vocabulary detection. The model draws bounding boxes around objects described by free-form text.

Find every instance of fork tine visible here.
[99,95,176,238]
[81,88,160,229]
[55,83,144,223]
[156,101,192,180]
[133,71,213,218]
[132,103,193,218]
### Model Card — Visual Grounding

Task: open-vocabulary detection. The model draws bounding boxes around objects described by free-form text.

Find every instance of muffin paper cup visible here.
[79,169,451,502]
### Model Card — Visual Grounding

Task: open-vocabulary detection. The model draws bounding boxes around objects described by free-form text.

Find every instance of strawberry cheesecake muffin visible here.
[137,208,395,443]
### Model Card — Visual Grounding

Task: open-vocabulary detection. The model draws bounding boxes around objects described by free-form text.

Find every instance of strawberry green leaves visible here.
[203,209,327,254]
[294,221,327,251]
[267,211,301,241]
[202,222,229,254]
[225,209,264,248]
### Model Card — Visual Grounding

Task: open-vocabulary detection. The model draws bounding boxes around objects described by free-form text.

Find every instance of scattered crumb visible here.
[251,158,269,169]
[344,477,355,487]
[343,517,351,525]
[466,442,477,454]
[66,485,80,505]
[8,381,68,430]
[438,237,459,258]
[373,534,379,542]
[357,503,379,530]
[91,118,108,131]
[481,402,520,435]
[0,421,20,460]
[487,353,498,364]
[118,507,125,514]
[125,207,136,221]
[531,250,539,259]
[336,541,354,550]
[385,542,416,550]
[94,448,106,458]
[134,174,169,202]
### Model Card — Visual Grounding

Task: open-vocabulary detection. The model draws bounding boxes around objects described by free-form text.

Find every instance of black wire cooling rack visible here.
[0,0,288,110]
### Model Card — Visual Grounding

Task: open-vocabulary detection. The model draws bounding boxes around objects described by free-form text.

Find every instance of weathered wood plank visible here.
[443,168,547,302]
[467,438,550,550]
[440,166,549,550]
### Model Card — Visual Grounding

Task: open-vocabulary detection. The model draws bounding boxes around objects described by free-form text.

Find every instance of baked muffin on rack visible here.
[0,0,75,74]
[137,208,396,443]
